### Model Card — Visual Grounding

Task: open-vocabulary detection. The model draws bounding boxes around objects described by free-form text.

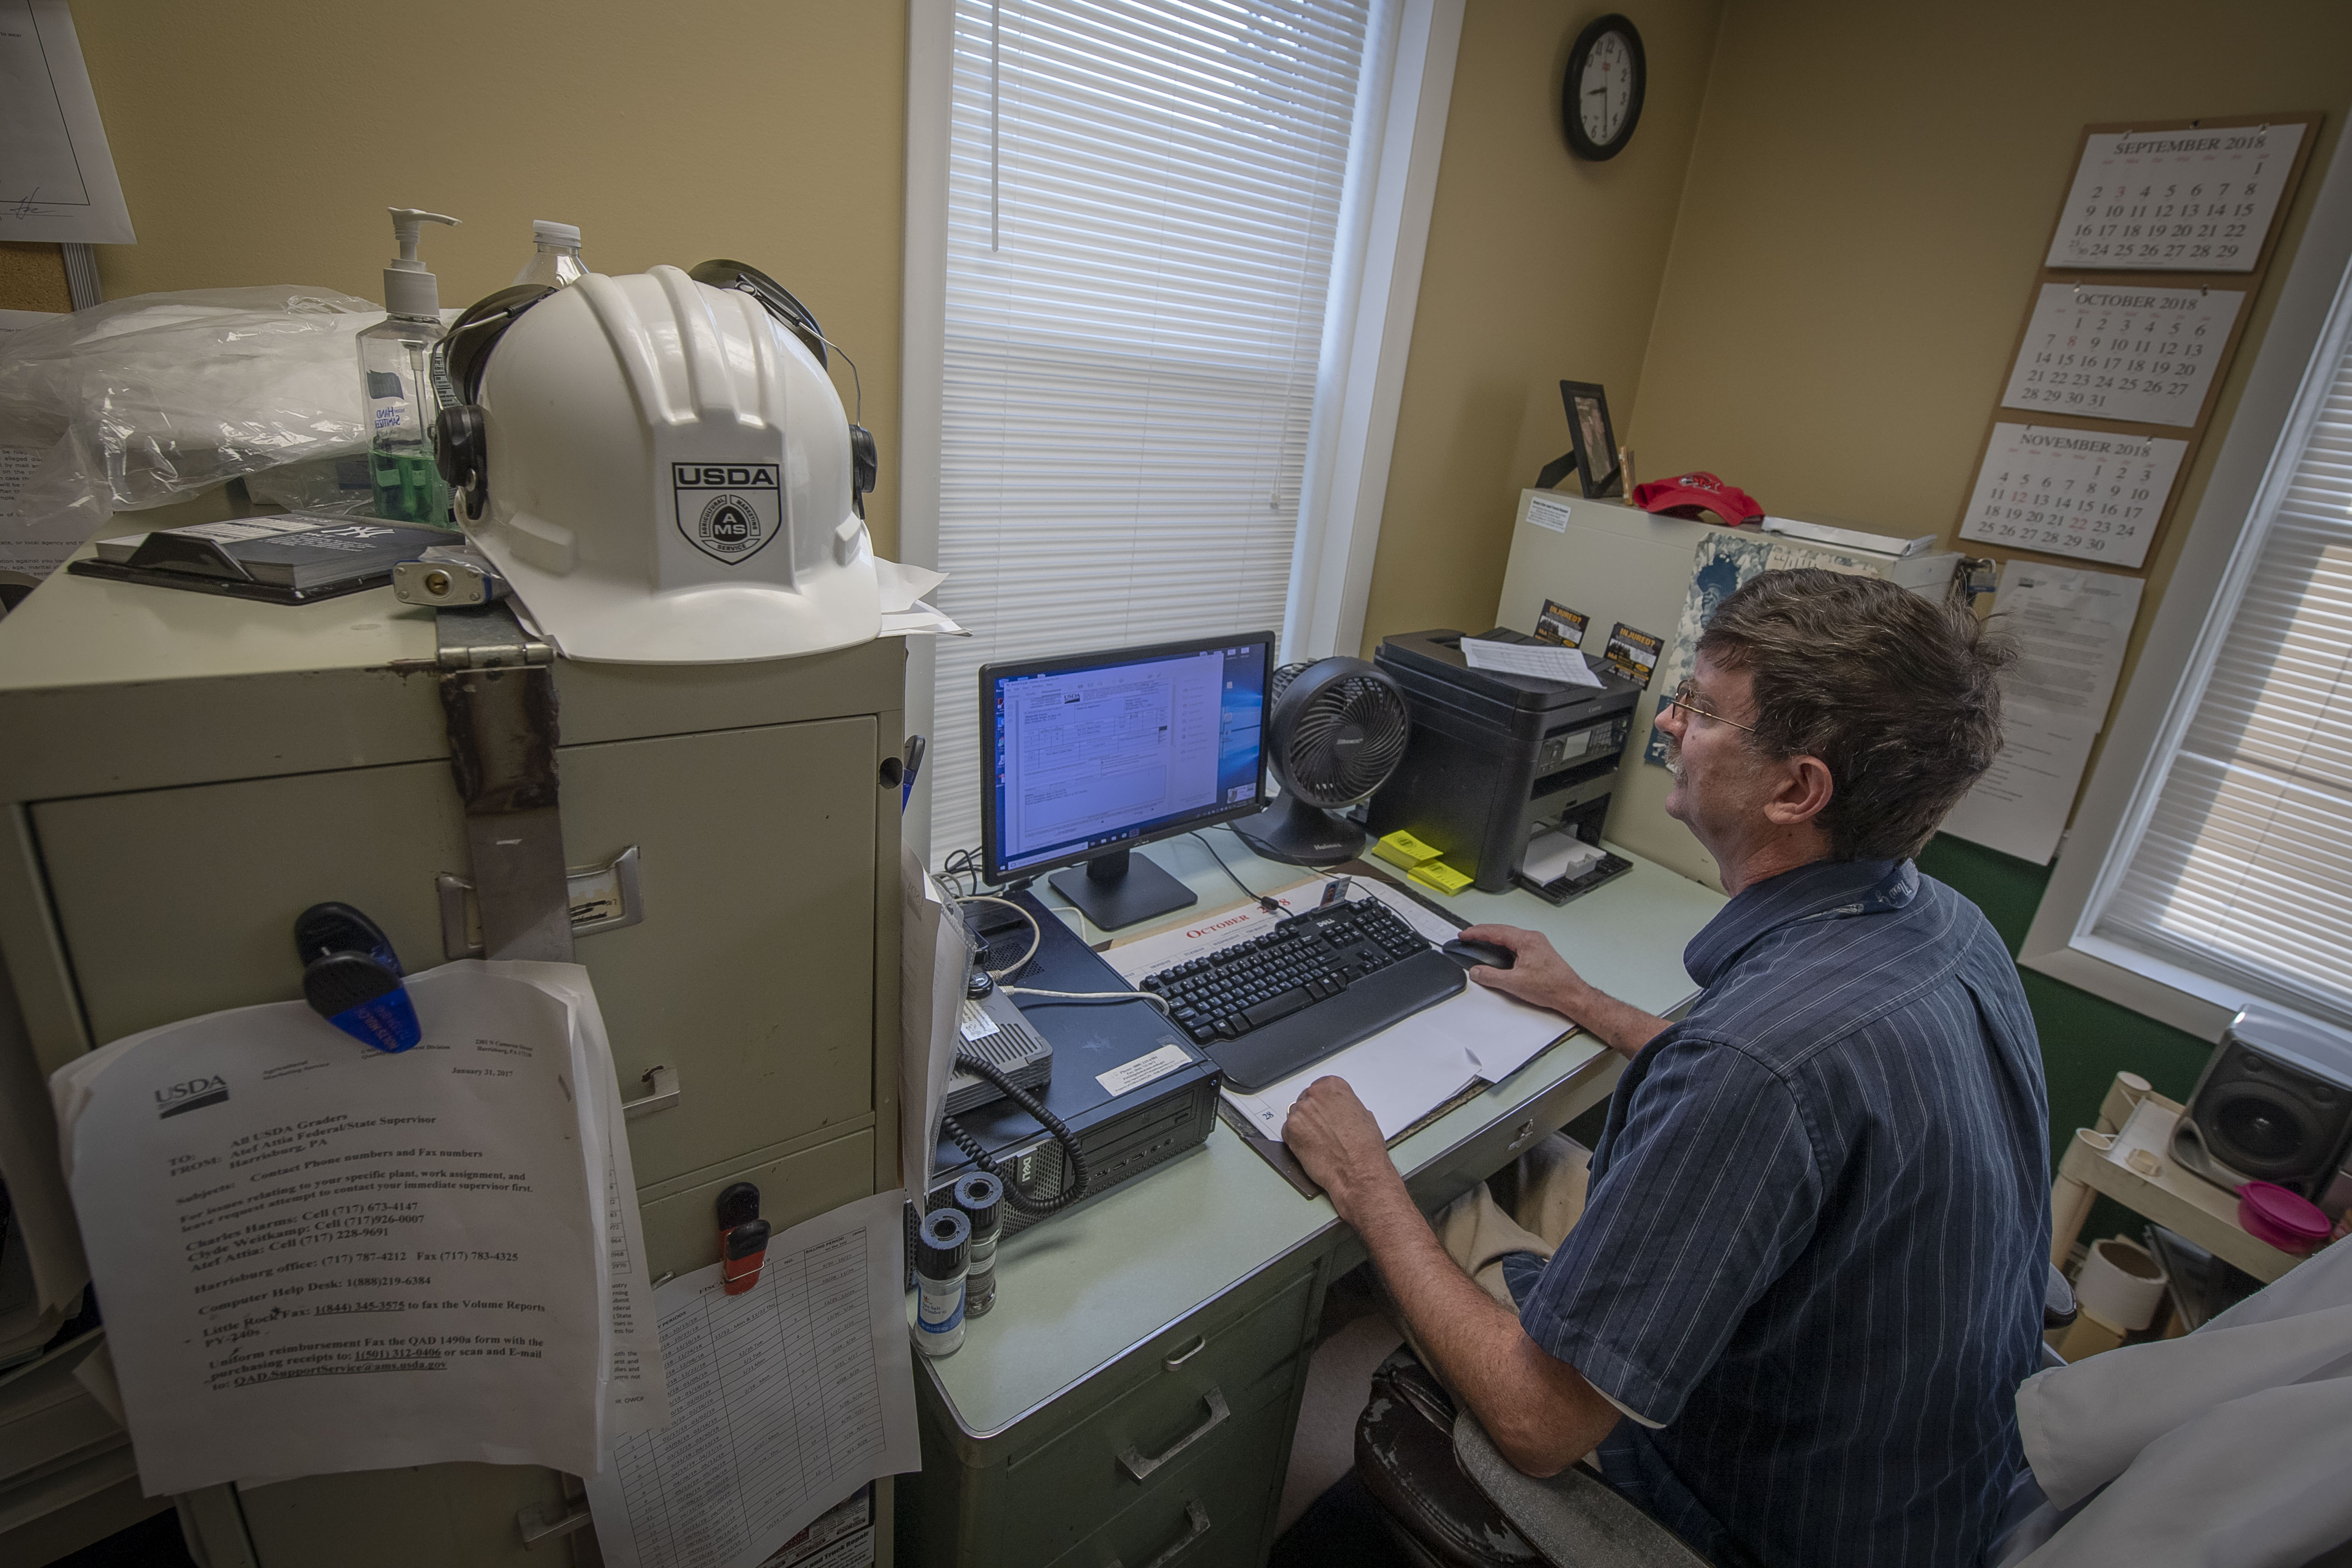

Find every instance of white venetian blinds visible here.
[2094,306,2352,1025]
[928,0,1373,863]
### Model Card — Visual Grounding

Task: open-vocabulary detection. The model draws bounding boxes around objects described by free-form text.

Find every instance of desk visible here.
[897,828,1724,1568]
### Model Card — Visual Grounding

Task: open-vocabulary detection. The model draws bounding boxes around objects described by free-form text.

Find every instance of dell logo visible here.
[155,1075,230,1119]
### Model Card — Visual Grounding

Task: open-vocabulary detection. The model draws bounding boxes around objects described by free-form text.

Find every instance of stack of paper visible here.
[49,962,666,1494]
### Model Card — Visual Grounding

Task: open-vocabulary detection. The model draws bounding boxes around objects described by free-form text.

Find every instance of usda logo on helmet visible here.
[673,463,783,564]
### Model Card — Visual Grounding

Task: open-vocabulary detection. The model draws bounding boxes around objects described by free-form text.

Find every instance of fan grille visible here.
[1282,667,1409,807]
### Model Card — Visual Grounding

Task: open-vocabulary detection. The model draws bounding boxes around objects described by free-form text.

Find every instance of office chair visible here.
[1351,1266,2078,1568]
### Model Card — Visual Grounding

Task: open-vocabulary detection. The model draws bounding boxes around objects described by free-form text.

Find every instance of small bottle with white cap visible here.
[513,220,589,288]
[357,206,459,525]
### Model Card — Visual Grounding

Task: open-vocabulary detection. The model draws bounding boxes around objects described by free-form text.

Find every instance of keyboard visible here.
[1141,896,1466,1093]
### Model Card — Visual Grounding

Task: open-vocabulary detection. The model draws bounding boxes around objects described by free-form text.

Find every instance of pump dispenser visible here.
[358,207,459,524]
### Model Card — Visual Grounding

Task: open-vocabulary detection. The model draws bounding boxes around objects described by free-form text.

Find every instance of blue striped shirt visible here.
[1517,858,2050,1568]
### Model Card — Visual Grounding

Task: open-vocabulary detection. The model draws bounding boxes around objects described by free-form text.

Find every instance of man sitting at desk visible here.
[1285,569,2049,1568]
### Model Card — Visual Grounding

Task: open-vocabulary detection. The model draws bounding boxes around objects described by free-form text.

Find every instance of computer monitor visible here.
[979,632,1276,930]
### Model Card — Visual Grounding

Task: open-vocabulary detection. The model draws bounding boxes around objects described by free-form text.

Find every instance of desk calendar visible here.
[2002,283,2244,426]
[1958,423,2186,569]
[2047,122,2303,272]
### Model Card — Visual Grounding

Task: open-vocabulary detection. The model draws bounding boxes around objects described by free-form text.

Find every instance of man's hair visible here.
[1695,568,2014,862]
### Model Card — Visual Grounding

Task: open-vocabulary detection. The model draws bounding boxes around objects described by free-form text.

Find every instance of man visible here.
[1285,570,2050,1568]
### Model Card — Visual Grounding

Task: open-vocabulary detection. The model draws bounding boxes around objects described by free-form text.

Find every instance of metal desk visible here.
[900,828,1724,1567]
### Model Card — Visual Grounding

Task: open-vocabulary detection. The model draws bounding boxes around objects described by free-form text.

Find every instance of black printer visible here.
[1367,629,1643,899]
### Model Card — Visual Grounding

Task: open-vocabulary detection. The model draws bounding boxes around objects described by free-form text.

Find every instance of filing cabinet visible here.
[0,568,906,1566]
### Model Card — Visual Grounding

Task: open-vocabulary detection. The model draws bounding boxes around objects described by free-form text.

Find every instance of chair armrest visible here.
[1450,1413,1710,1568]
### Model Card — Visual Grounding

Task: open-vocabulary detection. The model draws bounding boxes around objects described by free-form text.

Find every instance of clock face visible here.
[1579,30,1636,147]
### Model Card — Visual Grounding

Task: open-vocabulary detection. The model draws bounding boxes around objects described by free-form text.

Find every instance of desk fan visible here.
[1232,656,1411,866]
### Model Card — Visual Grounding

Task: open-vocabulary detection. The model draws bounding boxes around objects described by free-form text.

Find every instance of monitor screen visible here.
[980,633,1274,882]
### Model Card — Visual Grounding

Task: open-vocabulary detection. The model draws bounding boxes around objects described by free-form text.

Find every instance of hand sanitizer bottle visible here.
[357,207,458,524]
[513,220,588,287]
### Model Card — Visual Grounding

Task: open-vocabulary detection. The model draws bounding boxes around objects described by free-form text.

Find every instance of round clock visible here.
[1562,14,1645,162]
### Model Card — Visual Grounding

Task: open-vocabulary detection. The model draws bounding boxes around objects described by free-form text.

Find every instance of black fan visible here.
[1232,657,1411,866]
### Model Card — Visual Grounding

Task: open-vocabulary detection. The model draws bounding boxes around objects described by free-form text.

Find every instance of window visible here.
[903,0,1457,866]
[2028,157,2352,1037]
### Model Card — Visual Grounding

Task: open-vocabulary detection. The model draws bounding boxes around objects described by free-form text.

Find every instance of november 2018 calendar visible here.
[2047,122,2303,272]
[1958,423,2186,569]
[2002,283,2243,426]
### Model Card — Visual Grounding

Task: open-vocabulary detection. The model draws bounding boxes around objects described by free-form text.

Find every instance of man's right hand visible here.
[1456,924,1672,1060]
[1458,924,1588,1015]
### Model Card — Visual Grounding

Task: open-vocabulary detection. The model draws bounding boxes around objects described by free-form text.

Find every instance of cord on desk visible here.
[1189,829,1283,913]
[961,894,1041,979]
[963,894,1171,1013]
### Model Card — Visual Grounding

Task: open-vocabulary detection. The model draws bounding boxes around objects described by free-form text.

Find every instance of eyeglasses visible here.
[1665,679,1757,735]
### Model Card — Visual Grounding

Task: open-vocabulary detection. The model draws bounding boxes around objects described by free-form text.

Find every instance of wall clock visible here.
[1563,14,1645,162]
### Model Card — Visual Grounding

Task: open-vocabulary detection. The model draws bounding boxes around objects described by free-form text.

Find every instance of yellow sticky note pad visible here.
[1372,829,1443,870]
[1408,860,1473,896]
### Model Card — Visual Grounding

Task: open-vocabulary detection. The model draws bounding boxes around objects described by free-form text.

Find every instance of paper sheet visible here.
[2000,283,2244,427]
[900,848,972,1197]
[1100,880,1572,1141]
[2047,123,2303,273]
[1941,562,2146,865]
[583,1191,921,1568]
[49,962,657,1494]
[1460,637,1601,686]
[0,311,79,590]
[0,1,135,243]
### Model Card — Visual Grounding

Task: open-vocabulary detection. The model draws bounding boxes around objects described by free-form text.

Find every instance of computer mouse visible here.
[1441,938,1515,970]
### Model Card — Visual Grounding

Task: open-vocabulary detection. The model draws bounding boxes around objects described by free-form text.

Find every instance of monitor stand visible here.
[1047,846,1197,931]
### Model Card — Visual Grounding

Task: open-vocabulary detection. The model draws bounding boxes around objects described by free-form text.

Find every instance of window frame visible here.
[2020,122,2352,1042]
[893,0,1464,857]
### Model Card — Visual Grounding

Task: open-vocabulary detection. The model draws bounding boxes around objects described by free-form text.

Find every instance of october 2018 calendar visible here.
[1958,423,2187,570]
[2002,283,2243,426]
[2046,123,2303,272]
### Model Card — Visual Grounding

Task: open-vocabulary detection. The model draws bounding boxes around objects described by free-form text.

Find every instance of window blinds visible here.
[928,0,1373,864]
[2094,315,2352,1026]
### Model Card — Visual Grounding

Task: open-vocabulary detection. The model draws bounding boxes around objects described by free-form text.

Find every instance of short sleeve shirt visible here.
[1517,859,2050,1568]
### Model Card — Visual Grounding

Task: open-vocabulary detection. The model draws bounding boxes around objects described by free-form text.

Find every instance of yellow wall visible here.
[1625,0,2352,732]
[1357,0,1723,657]
[69,0,911,558]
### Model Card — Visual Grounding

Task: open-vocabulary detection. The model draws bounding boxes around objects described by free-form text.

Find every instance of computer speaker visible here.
[2171,1003,2352,1204]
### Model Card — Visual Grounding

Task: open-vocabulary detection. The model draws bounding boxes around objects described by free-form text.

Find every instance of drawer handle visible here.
[1117,1388,1229,1482]
[1108,1501,1210,1568]
[623,1064,681,1121]
[1162,1335,1208,1371]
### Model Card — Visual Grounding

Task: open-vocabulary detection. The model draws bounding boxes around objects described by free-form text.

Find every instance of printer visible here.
[1367,629,1643,898]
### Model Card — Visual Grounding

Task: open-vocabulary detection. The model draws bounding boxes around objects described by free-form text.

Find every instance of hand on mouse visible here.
[1457,925,1591,1017]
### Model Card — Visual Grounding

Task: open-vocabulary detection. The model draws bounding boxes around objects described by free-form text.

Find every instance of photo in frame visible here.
[1535,380,1622,499]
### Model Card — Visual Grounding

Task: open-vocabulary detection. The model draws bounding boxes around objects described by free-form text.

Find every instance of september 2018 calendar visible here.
[2046,122,2303,272]
[2002,283,2243,426]
[1958,423,2187,569]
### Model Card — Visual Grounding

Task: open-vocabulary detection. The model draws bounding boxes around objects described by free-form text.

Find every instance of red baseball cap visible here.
[1631,471,1763,527]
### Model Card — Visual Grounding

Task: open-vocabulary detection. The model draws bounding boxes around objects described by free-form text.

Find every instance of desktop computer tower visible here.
[1367,629,1643,894]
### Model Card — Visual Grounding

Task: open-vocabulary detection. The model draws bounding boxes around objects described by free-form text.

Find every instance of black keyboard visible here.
[1141,897,1466,1093]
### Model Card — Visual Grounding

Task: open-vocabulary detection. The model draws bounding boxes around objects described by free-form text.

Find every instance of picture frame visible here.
[1560,380,1622,499]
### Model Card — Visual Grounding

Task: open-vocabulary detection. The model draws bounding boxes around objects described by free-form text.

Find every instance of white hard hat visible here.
[452,264,879,663]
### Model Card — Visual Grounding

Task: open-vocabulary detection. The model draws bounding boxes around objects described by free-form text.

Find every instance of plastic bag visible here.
[0,286,382,539]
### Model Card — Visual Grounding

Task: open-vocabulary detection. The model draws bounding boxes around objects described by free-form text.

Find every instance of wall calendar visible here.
[1957,423,2187,570]
[2047,122,2303,272]
[2001,283,2244,426]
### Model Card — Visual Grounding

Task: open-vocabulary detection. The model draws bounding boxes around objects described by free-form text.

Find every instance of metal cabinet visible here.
[902,1258,1324,1568]
[0,569,906,1566]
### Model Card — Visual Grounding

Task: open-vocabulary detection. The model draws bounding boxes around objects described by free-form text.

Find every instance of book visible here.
[72,512,450,603]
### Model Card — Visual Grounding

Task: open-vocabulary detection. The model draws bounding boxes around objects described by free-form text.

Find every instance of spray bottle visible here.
[357,208,458,524]
[513,220,589,287]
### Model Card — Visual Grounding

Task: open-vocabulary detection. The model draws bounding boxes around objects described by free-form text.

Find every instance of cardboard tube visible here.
[2075,1236,2167,1333]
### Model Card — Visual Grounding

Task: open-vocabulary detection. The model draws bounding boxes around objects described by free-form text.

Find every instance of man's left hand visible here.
[1284,1077,1398,1223]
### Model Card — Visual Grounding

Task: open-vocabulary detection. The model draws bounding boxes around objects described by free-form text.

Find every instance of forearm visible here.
[1556,980,1671,1060]
[1343,1170,1622,1476]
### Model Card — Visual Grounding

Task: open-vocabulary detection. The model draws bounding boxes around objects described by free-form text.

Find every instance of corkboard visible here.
[0,243,74,314]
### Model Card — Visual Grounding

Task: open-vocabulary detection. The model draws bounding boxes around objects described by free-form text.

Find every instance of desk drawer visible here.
[1044,1387,1293,1568]
[1002,1266,1314,1554]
